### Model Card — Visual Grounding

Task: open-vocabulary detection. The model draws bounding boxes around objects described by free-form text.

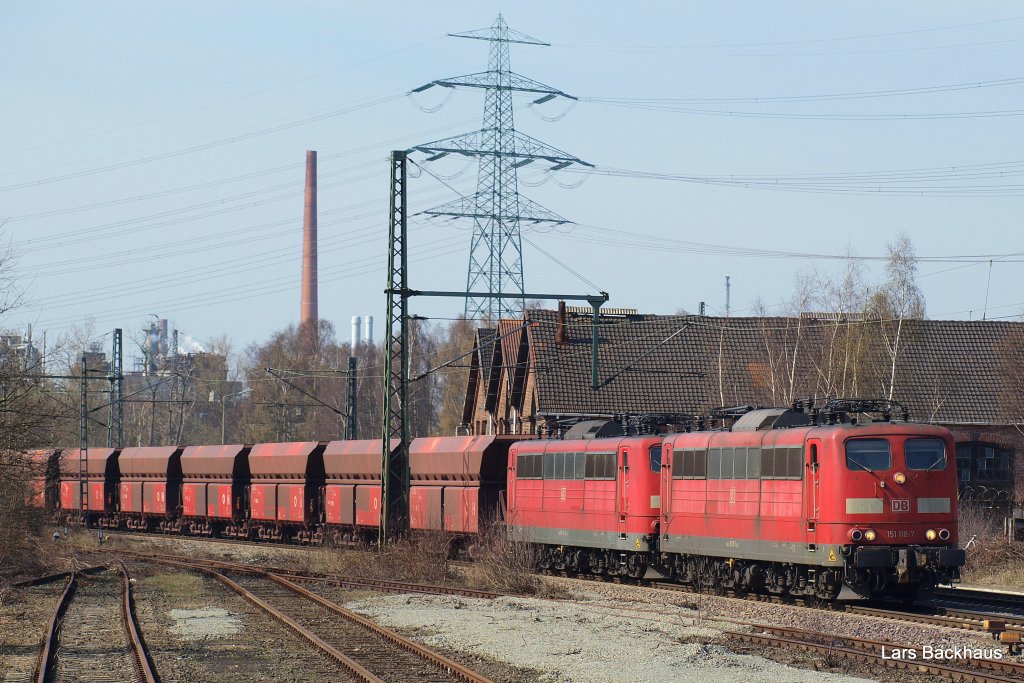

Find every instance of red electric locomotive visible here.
[659,406,964,599]
[506,422,662,578]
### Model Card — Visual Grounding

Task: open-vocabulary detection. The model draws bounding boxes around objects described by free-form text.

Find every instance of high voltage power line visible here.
[408,14,591,321]
[583,74,1024,105]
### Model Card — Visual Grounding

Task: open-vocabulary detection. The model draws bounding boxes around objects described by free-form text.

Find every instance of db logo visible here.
[891,499,910,513]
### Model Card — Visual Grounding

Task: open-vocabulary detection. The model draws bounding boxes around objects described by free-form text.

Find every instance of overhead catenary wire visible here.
[0,92,408,193]
[30,234,466,329]
[581,74,1024,105]
[557,14,1024,51]
[572,164,1024,197]
[4,115,481,224]
[0,37,444,160]
[20,179,470,306]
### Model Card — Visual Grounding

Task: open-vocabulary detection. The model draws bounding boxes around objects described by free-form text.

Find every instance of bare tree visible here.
[807,255,869,398]
[0,239,77,577]
[752,273,814,405]
[431,317,476,435]
[866,233,926,400]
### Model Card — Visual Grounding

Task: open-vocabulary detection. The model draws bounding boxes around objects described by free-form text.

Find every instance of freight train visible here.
[30,400,965,600]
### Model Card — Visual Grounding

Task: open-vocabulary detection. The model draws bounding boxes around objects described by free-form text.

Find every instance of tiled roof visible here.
[522,310,1022,425]
[893,319,1018,424]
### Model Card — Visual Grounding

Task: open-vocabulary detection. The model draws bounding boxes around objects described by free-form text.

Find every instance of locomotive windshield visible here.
[845,439,891,471]
[905,438,946,470]
[649,446,662,473]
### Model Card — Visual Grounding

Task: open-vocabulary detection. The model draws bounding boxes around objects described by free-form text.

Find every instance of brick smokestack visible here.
[300,150,318,330]
[555,300,567,346]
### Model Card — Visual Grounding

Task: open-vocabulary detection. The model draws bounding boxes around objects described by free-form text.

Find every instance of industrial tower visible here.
[411,15,591,321]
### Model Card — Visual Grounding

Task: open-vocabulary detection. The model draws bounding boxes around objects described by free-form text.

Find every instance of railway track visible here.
[728,623,1024,683]
[115,552,495,683]
[90,537,1024,673]
[644,574,1024,642]
[34,564,157,683]
[104,538,1024,637]
[97,547,503,600]
[12,566,105,589]
[933,587,1024,617]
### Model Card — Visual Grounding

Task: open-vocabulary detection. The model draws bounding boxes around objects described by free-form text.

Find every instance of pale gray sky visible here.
[2,2,1022,361]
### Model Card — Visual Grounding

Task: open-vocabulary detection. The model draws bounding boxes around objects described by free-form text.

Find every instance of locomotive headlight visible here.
[849,529,864,542]
[863,529,877,542]
[925,529,937,541]
[938,528,951,541]
[893,472,907,484]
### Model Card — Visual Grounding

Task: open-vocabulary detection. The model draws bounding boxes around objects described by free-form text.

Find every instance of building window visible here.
[956,442,1013,485]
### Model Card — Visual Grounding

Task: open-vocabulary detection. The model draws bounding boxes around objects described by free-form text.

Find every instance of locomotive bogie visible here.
[537,544,650,579]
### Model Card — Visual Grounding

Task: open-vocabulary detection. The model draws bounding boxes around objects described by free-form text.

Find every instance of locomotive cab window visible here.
[905,439,946,471]
[649,446,662,473]
[846,439,891,472]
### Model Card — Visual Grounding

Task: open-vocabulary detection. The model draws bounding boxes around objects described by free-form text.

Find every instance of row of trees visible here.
[26,317,477,449]
[738,234,929,408]
[0,313,476,577]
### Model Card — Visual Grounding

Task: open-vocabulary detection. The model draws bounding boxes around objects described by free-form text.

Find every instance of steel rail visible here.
[33,566,157,683]
[102,548,503,599]
[14,566,105,589]
[127,553,495,683]
[848,604,994,629]
[117,562,159,683]
[755,623,1024,678]
[33,572,77,683]
[93,539,1024,661]
[935,587,1024,611]
[174,561,385,683]
[726,625,1023,683]
[262,571,496,683]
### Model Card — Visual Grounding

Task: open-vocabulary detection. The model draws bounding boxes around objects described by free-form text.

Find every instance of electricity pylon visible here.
[411,14,591,321]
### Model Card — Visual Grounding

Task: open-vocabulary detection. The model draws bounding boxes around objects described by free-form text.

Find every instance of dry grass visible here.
[142,571,205,600]
[958,504,1024,590]
[309,531,457,585]
[465,524,545,595]
[309,525,563,597]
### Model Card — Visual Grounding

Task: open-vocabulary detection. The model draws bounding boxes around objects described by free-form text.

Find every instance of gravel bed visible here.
[542,576,1005,653]
[345,592,872,683]
[128,563,354,683]
[0,582,64,682]
[96,535,1022,681]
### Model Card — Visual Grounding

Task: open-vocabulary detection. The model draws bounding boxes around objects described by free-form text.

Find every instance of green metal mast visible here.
[380,150,410,545]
